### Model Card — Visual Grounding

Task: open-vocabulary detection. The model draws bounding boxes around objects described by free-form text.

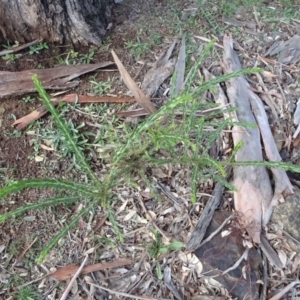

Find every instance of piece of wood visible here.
[12,94,135,129]
[0,39,40,57]
[223,33,273,244]
[186,182,224,251]
[0,62,114,98]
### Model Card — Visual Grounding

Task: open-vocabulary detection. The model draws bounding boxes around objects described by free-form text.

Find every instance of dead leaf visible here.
[222,17,256,29]
[261,70,278,79]
[124,210,136,221]
[152,168,167,178]
[111,50,157,114]
[223,33,292,246]
[266,35,300,64]
[48,259,132,281]
[35,155,44,162]
[92,215,107,232]
[277,249,287,267]
[141,40,177,97]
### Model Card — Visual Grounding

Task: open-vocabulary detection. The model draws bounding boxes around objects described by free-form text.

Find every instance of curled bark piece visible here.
[223,34,273,243]
[223,33,293,242]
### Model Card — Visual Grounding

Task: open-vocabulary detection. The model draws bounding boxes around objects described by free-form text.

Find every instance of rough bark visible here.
[0,0,112,45]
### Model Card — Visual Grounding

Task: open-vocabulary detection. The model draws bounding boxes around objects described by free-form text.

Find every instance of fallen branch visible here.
[186,182,226,251]
[0,39,40,57]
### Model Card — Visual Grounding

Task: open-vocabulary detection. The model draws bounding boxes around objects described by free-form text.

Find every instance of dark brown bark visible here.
[0,0,112,45]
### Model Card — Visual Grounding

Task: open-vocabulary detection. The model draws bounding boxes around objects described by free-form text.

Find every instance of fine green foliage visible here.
[17,286,40,300]
[1,53,21,62]
[1,41,300,264]
[125,40,150,59]
[79,48,95,64]
[32,76,100,185]
[21,96,35,103]
[90,80,112,95]
[29,42,49,55]
[56,48,96,65]
[1,41,22,62]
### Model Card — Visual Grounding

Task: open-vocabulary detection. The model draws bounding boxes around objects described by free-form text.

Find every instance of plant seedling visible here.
[29,42,49,54]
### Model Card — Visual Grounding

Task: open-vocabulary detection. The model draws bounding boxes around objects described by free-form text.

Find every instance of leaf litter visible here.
[2,1,300,299]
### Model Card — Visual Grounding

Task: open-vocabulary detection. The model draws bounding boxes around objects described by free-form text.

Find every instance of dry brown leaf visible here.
[266,35,300,64]
[293,135,300,147]
[12,106,49,130]
[261,70,278,79]
[224,33,292,242]
[111,50,157,114]
[92,215,107,232]
[140,191,152,199]
[140,39,177,97]
[48,259,132,281]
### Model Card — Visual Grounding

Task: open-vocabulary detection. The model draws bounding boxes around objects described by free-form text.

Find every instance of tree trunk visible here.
[0,0,112,45]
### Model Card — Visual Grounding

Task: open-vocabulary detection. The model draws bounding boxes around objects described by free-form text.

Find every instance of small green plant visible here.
[1,41,300,265]
[152,33,162,45]
[99,37,112,52]
[1,41,21,62]
[79,48,95,64]
[29,42,49,54]
[1,53,21,62]
[125,39,150,59]
[41,120,89,159]
[64,49,79,65]
[21,96,35,103]
[4,129,22,138]
[36,63,45,69]
[156,262,163,280]
[148,230,184,258]
[0,75,121,264]
[90,80,111,95]
[17,286,40,300]
[56,49,95,65]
